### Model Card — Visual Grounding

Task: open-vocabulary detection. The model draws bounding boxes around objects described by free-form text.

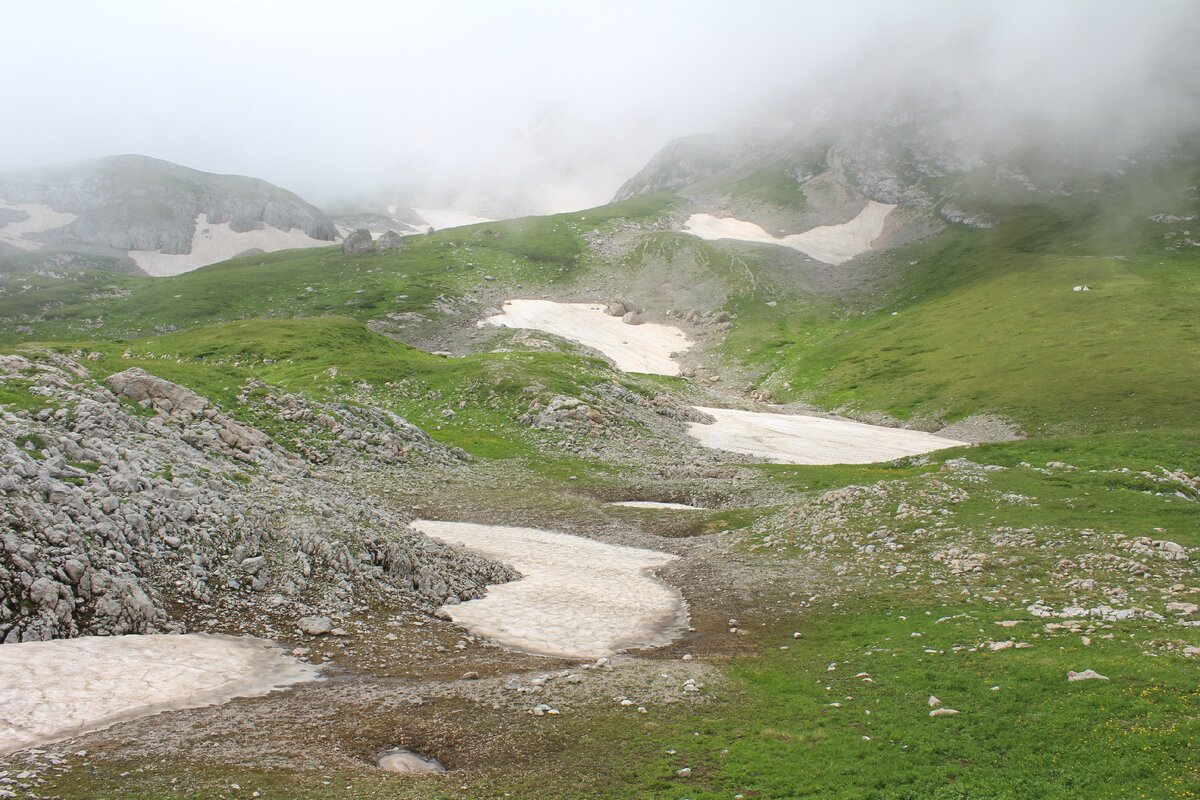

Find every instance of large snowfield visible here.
[480,299,693,375]
[681,200,895,265]
[411,520,686,659]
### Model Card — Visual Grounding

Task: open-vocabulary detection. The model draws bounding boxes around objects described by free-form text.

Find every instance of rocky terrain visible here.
[0,352,517,645]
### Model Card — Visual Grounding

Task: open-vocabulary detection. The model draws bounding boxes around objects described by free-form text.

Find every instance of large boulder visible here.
[105,368,208,417]
[341,228,375,254]
[376,230,405,251]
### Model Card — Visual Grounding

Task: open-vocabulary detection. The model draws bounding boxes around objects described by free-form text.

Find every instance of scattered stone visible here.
[1067,669,1109,682]
[376,749,445,774]
[297,616,333,636]
[929,708,960,717]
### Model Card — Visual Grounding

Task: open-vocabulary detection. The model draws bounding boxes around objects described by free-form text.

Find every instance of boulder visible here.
[106,368,208,417]
[297,615,334,636]
[376,230,405,251]
[341,228,375,254]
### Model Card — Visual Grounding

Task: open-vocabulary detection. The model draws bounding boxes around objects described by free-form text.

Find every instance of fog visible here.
[1,0,1196,215]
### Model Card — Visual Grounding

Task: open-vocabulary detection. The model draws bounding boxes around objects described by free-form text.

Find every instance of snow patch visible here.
[688,406,968,464]
[681,200,895,265]
[335,222,423,238]
[480,299,692,375]
[0,633,319,754]
[413,208,494,229]
[0,200,78,251]
[411,520,686,659]
[129,213,334,276]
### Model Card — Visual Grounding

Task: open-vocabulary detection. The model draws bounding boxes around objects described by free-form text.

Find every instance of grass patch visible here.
[728,167,809,209]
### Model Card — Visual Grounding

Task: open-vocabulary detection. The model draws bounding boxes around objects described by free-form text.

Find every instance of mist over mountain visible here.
[2,1,1196,215]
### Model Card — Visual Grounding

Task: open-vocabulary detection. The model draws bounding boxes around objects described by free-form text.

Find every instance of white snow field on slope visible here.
[480,299,693,375]
[688,406,968,465]
[413,208,494,229]
[129,213,335,276]
[681,200,895,265]
[411,520,686,659]
[0,633,319,754]
[0,200,79,251]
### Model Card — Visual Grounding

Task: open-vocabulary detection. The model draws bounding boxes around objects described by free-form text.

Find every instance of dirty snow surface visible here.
[480,299,693,375]
[129,213,334,276]
[0,633,319,754]
[610,501,703,510]
[688,406,968,465]
[411,520,686,659]
[681,200,895,265]
[0,200,78,250]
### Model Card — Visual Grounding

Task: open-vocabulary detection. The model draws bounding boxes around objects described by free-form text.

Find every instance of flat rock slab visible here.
[376,748,446,773]
[680,201,895,265]
[480,299,693,375]
[609,501,704,510]
[0,633,319,754]
[411,520,687,659]
[688,406,968,465]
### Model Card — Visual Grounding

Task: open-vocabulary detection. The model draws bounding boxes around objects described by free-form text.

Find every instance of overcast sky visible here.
[2,1,1196,213]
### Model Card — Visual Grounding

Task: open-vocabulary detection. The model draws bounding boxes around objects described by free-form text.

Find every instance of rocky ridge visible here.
[0,352,518,643]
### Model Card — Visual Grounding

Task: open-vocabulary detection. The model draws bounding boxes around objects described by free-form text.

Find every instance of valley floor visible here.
[2,428,1197,800]
[1,184,1198,798]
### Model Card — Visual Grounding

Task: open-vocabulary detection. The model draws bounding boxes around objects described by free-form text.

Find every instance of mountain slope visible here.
[0,155,338,276]
[0,124,1198,798]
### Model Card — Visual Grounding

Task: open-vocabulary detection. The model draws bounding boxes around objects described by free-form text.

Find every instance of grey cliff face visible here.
[0,154,337,256]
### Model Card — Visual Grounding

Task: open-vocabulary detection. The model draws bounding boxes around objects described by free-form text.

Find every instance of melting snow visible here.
[0,633,319,754]
[681,200,895,265]
[688,406,968,464]
[129,213,334,276]
[0,200,78,251]
[480,299,692,375]
[413,208,494,229]
[411,520,686,659]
